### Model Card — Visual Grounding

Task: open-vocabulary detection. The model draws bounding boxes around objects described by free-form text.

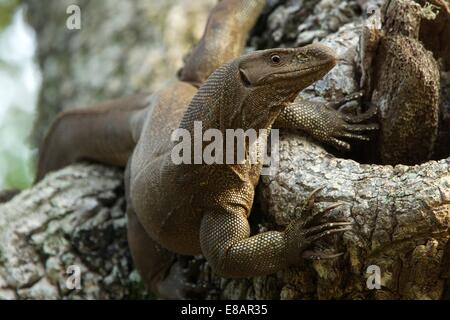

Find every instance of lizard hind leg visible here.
[127,206,215,299]
[125,161,205,299]
[126,206,179,299]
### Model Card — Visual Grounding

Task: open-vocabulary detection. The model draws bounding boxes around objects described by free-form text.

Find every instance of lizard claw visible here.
[328,91,364,109]
[298,187,324,217]
[285,92,379,152]
[341,102,378,124]
[303,202,345,228]
[287,189,351,264]
[306,225,352,243]
[296,188,346,227]
[275,91,378,151]
[305,221,353,236]
[325,94,379,151]
[329,138,351,151]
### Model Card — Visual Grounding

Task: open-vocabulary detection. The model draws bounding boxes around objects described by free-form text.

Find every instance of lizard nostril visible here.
[296,53,309,62]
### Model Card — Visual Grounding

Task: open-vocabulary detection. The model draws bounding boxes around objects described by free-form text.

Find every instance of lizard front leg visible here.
[274,92,378,151]
[199,190,351,278]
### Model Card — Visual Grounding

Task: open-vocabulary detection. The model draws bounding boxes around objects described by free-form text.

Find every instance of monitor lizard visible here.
[36,0,377,296]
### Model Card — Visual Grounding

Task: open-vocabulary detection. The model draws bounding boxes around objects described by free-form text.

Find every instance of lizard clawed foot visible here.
[275,91,378,150]
[286,188,352,264]
[323,91,379,151]
[302,202,345,227]
[327,91,364,110]
[299,187,324,215]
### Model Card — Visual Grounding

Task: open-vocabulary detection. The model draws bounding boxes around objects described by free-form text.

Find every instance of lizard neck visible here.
[179,62,283,136]
[176,62,282,166]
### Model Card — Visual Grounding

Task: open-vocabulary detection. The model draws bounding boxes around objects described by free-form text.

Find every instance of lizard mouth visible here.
[272,61,335,79]
[259,61,336,84]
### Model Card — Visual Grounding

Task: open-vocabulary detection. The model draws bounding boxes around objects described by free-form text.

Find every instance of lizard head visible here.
[238,44,336,100]
[234,44,336,128]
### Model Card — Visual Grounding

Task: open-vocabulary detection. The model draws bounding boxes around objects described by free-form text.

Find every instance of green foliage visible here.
[0,106,34,190]
[0,0,20,29]
[3,153,33,189]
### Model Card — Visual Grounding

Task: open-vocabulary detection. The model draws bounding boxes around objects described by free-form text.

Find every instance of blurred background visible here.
[0,1,40,189]
[0,0,215,190]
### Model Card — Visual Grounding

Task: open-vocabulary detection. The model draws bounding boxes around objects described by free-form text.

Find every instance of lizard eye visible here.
[270,54,281,64]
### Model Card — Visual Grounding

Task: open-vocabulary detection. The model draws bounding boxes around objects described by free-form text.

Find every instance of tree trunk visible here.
[0,164,151,299]
[2,0,449,299]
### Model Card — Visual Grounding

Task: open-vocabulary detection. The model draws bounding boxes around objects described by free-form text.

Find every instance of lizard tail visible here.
[35,94,149,183]
[179,0,266,87]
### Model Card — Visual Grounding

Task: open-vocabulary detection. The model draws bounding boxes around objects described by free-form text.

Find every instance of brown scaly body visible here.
[36,0,377,296]
[130,46,348,277]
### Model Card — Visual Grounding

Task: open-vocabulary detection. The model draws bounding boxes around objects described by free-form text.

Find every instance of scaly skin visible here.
[35,94,149,182]
[130,45,346,278]
[179,0,267,86]
[36,0,377,295]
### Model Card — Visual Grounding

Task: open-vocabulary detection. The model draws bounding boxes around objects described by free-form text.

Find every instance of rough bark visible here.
[0,164,150,299]
[25,0,215,148]
[2,0,449,299]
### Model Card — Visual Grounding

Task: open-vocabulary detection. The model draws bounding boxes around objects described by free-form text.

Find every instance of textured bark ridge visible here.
[0,165,149,299]
[258,134,450,299]
[25,0,215,149]
[370,0,441,165]
[2,0,449,299]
